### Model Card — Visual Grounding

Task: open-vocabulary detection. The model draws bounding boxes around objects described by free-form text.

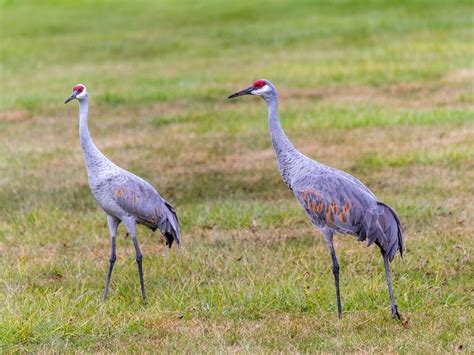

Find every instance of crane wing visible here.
[291,170,403,260]
[107,173,181,247]
[292,171,375,234]
[107,173,162,225]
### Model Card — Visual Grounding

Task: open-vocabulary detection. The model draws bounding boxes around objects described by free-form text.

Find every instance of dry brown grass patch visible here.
[280,73,474,109]
[0,110,32,122]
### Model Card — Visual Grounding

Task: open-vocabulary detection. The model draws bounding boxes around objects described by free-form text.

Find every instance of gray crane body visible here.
[65,84,180,302]
[275,147,402,262]
[229,80,403,319]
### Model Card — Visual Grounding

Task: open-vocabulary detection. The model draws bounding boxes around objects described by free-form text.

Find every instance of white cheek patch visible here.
[252,85,272,95]
[76,90,87,99]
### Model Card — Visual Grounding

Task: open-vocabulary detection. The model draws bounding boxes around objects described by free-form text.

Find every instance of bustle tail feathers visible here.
[358,202,404,261]
[159,200,181,248]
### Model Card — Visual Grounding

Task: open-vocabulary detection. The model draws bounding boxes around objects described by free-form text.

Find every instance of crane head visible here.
[228,79,274,99]
[65,84,87,104]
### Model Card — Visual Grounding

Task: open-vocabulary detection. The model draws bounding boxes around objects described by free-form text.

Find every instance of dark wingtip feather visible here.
[358,202,404,261]
[164,230,180,248]
[160,199,181,248]
[377,202,404,261]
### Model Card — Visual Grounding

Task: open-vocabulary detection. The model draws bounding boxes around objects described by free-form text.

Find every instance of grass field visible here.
[1,0,473,352]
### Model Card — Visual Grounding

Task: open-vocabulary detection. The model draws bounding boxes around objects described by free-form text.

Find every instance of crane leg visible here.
[103,215,120,301]
[324,231,342,319]
[123,217,146,303]
[384,255,401,320]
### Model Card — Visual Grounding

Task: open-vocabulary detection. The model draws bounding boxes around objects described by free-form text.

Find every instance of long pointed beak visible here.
[228,86,254,99]
[64,91,77,104]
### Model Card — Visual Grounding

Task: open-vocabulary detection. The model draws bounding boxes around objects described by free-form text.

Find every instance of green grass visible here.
[1,0,473,352]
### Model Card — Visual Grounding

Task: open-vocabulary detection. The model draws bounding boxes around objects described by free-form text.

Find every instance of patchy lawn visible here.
[1,0,473,352]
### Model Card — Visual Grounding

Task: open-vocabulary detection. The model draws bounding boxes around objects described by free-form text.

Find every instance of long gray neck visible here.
[78,97,110,175]
[265,94,300,185]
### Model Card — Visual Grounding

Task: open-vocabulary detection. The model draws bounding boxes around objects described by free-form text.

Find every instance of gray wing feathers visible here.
[356,201,403,261]
[109,173,180,247]
[293,172,403,261]
[375,202,404,261]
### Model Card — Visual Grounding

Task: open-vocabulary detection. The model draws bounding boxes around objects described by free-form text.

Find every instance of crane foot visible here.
[391,305,401,320]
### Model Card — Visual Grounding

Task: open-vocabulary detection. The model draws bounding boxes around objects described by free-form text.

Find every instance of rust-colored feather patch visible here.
[343,202,351,220]
[114,188,125,198]
[114,187,141,206]
[325,207,335,223]
[301,189,325,214]
[316,201,324,213]
[301,191,309,202]
[338,211,347,223]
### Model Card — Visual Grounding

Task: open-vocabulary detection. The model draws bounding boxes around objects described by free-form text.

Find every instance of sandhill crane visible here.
[228,79,404,319]
[65,84,180,302]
